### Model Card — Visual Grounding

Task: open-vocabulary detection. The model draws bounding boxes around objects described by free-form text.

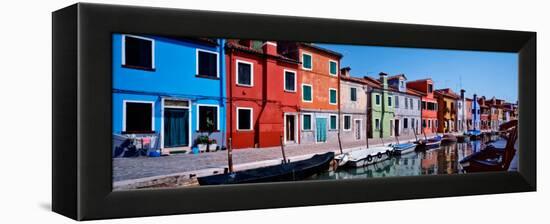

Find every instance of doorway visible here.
[316,117,327,142]
[395,119,400,136]
[354,119,361,140]
[285,114,297,144]
[164,108,189,147]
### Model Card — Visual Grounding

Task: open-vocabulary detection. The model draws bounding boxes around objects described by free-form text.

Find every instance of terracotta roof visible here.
[388,74,407,80]
[341,75,368,84]
[406,88,425,96]
[225,42,300,64]
[363,76,383,88]
[434,88,459,99]
[299,43,343,58]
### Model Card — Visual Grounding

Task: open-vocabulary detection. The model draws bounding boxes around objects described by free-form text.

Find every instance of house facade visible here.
[435,89,459,133]
[339,67,368,143]
[364,73,395,138]
[456,89,467,133]
[465,98,473,130]
[407,79,438,135]
[278,42,343,144]
[112,34,226,153]
[225,40,301,149]
[471,94,481,131]
[478,96,490,131]
[387,74,423,138]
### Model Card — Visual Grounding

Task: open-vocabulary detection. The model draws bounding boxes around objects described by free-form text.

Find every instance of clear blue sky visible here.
[316,43,518,102]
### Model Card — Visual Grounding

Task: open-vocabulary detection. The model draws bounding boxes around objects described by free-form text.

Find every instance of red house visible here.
[407,78,438,134]
[225,40,301,149]
[478,96,490,130]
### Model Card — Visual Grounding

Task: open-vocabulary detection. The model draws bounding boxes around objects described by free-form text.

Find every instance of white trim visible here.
[122,100,155,132]
[160,98,192,149]
[235,59,254,87]
[328,60,338,76]
[196,104,220,131]
[262,41,277,47]
[121,34,155,69]
[353,118,363,140]
[302,84,313,103]
[301,52,313,71]
[301,113,313,131]
[329,88,338,105]
[195,49,220,78]
[375,118,381,130]
[283,69,297,92]
[329,114,338,130]
[236,107,253,131]
[343,114,352,131]
[283,113,299,144]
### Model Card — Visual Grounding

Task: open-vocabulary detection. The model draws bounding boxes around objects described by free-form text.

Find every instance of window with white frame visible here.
[197,105,219,131]
[302,84,313,102]
[197,49,219,78]
[350,87,357,101]
[375,94,380,105]
[330,115,338,130]
[302,53,312,70]
[236,60,253,86]
[404,118,408,129]
[124,101,154,133]
[123,35,154,70]
[302,114,312,130]
[329,60,338,75]
[237,108,253,130]
[329,89,337,105]
[284,70,296,92]
[344,115,352,131]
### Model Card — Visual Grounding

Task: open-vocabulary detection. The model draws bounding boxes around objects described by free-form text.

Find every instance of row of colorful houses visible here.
[112,35,518,153]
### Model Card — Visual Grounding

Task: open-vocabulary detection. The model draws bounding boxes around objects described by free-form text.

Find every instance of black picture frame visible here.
[52,3,536,221]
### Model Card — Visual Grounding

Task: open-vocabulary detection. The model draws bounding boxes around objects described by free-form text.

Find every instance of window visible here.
[302,84,313,102]
[329,89,337,105]
[410,99,414,110]
[344,115,351,131]
[395,96,400,108]
[428,120,432,128]
[422,101,426,110]
[197,105,219,131]
[330,115,338,130]
[237,107,253,130]
[403,97,407,109]
[236,60,253,86]
[411,118,415,128]
[302,114,312,130]
[472,109,475,114]
[375,94,381,105]
[418,100,421,110]
[197,49,218,78]
[329,60,338,75]
[284,70,296,92]
[400,81,404,88]
[375,119,380,130]
[422,119,426,128]
[350,87,357,101]
[302,53,312,70]
[123,35,154,70]
[404,118,408,129]
[388,96,392,107]
[428,84,433,93]
[124,101,154,133]
[435,120,439,128]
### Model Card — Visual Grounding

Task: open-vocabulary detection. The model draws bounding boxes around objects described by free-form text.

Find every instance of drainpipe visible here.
[228,48,234,142]
[337,65,343,154]
[219,39,226,148]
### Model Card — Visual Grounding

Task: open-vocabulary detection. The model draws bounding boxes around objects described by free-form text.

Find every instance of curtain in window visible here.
[164,108,189,147]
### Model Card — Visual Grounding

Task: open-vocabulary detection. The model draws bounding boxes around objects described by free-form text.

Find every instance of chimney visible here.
[262,41,278,56]
[340,67,351,77]
[379,72,388,89]
[460,89,465,99]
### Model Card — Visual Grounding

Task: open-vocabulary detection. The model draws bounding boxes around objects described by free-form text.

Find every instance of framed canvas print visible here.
[52,3,536,220]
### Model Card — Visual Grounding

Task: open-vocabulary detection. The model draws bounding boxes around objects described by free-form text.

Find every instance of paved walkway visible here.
[113,134,433,184]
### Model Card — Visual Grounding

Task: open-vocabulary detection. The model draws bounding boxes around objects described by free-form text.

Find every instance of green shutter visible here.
[303,54,312,69]
[330,61,337,74]
[350,88,357,101]
[303,115,311,130]
[303,85,312,101]
[330,116,337,130]
[330,89,337,104]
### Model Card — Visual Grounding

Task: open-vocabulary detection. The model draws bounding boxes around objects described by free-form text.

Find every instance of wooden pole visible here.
[337,132,343,154]
[227,138,234,173]
[380,135,384,146]
[280,135,288,164]
[413,128,419,142]
[395,134,400,145]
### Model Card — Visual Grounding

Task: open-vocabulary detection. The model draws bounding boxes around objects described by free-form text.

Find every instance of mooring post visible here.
[280,135,287,164]
[337,132,344,154]
[413,128,419,142]
[227,138,234,173]
[395,134,400,145]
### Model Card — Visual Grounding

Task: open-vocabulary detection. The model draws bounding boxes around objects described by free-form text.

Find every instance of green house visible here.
[364,73,395,138]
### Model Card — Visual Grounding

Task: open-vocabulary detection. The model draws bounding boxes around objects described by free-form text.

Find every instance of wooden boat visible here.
[334,146,393,167]
[466,130,482,140]
[415,136,442,151]
[441,134,457,144]
[197,152,334,185]
[459,120,518,173]
[390,142,417,156]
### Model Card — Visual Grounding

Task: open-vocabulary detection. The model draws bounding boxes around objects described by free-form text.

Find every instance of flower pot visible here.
[198,144,207,153]
[208,143,218,152]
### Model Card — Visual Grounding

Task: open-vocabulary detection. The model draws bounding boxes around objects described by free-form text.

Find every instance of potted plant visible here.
[195,135,209,153]
[207,138,218,152]
[196,116,217,153]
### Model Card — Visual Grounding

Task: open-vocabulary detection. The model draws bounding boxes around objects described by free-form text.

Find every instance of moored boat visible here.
[441,134,457,145]
[197,152,335,185]
[415,135,442,151]
[457,134,470,143]
[466,130,482,140]
[334,146,394,168]
[390,142,417,156]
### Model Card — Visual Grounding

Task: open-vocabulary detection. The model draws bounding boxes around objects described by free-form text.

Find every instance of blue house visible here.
[112,34,226,153]
[471,94,480,131]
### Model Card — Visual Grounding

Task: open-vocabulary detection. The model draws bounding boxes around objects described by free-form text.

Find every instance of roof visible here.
[388,74,407,81]
[434,88,459,99]
[340,75,368,85]
[225,41,300,64]
[299,43,343,58]
[360,76,423,97]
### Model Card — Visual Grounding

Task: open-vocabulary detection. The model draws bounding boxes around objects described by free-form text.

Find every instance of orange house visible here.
[407,79,438,134]
[278,42,342,144]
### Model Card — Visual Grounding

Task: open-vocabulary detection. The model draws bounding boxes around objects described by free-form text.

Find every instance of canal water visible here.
[312,136,501,180]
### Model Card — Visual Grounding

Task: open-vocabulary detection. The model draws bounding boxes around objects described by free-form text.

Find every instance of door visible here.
[395,119,400,136]
[390,120,394,136]
[285,115,296,143]
[164,108,189,147]
[316,118,327,142]
[354,119,361,140]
